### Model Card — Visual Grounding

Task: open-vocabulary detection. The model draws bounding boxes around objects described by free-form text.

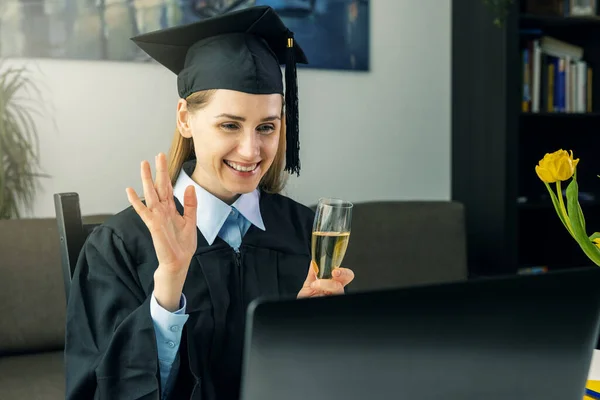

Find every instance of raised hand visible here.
[297,261,354,299]
[125,153,198,311]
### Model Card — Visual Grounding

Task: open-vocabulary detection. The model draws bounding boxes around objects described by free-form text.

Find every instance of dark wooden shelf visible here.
[520,13,600,29]
[518,201,600,210]
[521,112,600,119]
[453,0,600,278]
[517,202,552,210]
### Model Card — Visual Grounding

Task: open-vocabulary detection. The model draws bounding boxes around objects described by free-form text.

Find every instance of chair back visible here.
[312,200,469,292]
[53,193,109,302]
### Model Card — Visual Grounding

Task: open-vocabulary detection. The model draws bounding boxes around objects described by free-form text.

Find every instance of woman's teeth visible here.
[225,160,258,172]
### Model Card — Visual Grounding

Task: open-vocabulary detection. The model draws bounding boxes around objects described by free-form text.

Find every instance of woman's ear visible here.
[176,99,193,138]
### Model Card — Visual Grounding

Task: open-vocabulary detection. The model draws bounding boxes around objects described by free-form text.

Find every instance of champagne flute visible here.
[311,197,353,279]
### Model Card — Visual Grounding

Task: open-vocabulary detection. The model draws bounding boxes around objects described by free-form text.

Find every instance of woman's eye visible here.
[221,123,239,131]
[257,124,275,134]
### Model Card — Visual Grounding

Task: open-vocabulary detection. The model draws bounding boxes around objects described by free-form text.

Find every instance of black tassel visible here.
[284,30,300,176]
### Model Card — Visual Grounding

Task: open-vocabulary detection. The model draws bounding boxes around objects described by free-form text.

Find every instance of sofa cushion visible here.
[0,350,64,399]
[335,201,468,292]
[0,218,66,355]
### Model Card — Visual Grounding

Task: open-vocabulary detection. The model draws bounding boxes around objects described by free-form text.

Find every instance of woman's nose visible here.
[236,130,260,159]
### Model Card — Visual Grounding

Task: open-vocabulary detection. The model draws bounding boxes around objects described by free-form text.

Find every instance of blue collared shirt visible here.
[171,164,265,248]
[150,166,265,398]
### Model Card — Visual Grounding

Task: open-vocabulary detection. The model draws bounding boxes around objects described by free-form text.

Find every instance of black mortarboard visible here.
[130,5,308,176]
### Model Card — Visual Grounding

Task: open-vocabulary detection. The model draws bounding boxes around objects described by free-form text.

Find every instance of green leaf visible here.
[0,62,51,219]
[590,232,600,241]
[566,177,600,266]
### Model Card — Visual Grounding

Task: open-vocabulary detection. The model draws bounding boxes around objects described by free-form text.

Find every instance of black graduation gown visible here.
[64,191,315,400]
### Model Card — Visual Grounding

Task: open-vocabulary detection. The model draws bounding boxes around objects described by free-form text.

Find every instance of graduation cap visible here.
[130,5,308,176]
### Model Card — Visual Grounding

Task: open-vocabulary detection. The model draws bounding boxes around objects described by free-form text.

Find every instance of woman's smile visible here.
[224,160,261,177]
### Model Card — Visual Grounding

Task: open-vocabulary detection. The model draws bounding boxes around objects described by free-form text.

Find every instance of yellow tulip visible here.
[594,238,600,249]
[535,164,555,183]
[535,149,579,183]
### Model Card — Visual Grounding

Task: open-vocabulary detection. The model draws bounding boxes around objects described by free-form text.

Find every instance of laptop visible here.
[239,267,600,400]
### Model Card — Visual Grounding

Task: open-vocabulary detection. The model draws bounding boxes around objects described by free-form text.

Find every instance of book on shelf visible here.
[522,36,593,113]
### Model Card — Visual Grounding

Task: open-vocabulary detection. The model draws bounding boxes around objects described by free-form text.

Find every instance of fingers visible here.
[298,264,353,299]
[126,187,148,222]
[183,185,198,224]
[310,278,344,294]
[141,160,159,208]
[155,153,171,201]
[307,267,354,296]
[303,260,318,285]
[331,267,355,286]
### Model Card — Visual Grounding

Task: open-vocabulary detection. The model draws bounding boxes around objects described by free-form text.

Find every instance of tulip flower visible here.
[535,150,579,183]
[536,150,600,267]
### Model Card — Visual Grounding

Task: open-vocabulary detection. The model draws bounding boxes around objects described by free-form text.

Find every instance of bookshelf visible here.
[520,13,600,28]
[452,0,600,278]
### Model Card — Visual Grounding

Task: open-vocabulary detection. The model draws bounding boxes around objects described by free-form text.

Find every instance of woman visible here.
[64,5,355,400]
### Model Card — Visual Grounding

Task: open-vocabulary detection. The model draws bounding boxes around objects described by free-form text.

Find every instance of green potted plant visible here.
[0,62,49,219]
[482,0,515,27]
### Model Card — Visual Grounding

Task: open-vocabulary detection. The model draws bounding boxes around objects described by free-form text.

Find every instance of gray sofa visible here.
[0,218,67,399]
[0,200,467,399]
[0,215,111,400]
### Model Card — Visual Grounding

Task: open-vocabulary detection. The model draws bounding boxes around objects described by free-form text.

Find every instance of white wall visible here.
[9,0,451,218]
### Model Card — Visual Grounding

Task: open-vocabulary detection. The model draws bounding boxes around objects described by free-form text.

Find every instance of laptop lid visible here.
[240,267,600,400]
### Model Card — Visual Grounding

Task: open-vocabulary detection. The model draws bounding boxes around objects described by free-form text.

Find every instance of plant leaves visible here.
[0,62,50,219]
[572,169,586,232]
[566,177,600,266]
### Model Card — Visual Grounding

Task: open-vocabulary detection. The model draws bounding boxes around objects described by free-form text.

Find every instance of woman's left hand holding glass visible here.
[297,261,355,298]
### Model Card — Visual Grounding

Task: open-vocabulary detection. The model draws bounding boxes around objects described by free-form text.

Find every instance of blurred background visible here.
[0,0,369,70]
[0,0,450,219]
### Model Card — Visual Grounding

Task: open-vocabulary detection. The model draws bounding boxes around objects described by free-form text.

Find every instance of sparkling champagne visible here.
[311,231,350,279]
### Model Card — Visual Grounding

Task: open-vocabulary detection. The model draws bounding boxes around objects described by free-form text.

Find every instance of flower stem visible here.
[556,181,574,236]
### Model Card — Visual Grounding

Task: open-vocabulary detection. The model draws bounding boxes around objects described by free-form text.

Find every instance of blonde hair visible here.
[167,90,288,194]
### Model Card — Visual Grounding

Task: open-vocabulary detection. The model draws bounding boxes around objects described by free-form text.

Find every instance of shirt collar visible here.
[172,161,265,245]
